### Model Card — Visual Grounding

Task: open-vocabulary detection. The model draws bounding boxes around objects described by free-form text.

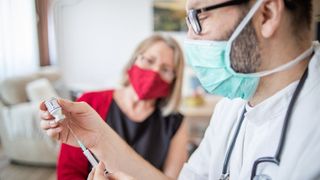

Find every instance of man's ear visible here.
[259,0,285,38]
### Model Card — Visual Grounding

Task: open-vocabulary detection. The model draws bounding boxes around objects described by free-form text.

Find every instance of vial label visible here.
[44,98,61,113]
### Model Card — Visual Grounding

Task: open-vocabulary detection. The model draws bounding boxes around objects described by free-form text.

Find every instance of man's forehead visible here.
[186,0,226,10]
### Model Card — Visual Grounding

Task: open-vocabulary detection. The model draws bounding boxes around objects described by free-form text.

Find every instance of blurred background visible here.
[0,0,319,179]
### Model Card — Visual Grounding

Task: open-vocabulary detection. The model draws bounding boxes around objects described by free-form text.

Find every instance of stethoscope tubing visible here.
[221,67,309,180]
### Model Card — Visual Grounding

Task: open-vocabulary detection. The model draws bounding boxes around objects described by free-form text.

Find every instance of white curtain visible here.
[0,0,40,81]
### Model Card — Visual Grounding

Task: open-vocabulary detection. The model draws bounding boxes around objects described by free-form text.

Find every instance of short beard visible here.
[230,21,261,73]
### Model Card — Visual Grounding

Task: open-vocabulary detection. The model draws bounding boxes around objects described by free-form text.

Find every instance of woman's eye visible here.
[146,58,154,64]
[162,68,169,73]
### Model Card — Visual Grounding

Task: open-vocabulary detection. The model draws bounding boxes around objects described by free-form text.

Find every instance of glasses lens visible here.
[188,10,201,34]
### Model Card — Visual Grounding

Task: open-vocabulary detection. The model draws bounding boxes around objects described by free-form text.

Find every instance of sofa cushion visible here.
[26,78,58,103]
[0,74,38,105]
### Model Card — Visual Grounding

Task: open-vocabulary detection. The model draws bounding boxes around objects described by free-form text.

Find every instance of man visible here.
[40,0,320,179]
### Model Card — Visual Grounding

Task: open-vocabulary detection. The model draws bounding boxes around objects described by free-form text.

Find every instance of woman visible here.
[57,34,188,179]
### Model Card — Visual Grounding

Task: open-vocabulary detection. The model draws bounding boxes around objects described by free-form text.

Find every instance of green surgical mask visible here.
[184,0,314,99]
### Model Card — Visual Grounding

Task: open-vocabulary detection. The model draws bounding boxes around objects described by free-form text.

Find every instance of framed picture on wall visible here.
[153,0,187,32]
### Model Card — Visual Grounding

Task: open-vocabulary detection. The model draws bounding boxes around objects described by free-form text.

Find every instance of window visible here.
[0,0,39,81]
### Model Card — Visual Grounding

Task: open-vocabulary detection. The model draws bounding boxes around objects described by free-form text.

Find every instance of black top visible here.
[106,99,184,170]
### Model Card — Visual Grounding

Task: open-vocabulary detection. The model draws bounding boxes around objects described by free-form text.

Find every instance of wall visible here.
[53,0,152,90]
[51,0,190,93]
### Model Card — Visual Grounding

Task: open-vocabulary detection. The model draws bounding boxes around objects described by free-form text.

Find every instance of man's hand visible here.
[39,98,106,149]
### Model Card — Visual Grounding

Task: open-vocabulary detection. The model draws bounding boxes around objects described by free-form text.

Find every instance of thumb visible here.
[107,172,135,180]
[57,98,89,113]
[95,162,107,177]
[87,167,96,180]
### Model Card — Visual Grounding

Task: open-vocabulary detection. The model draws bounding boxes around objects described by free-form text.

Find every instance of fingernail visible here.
[104,169,109,176]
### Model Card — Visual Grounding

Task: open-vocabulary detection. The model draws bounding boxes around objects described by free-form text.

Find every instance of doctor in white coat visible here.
[40,0,320,179]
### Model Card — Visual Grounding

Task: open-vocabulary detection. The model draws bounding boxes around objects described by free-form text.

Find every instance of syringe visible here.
[67,124,109,175]
[44,97,109,175]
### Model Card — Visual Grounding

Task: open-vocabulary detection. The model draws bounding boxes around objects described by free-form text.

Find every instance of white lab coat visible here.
[179,41,320,180]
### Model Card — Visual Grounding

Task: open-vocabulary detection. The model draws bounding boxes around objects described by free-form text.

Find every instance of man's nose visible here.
[187,28,195,39]
[186,21,196,39]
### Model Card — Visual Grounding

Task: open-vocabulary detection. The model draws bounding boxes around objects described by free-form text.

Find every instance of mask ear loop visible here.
[248,44,315,77]
[228,0,265,42]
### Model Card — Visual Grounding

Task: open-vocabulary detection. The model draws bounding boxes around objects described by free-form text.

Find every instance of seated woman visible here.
[57,34,188,179]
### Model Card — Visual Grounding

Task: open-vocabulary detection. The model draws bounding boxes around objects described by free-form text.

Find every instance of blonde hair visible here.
[121,34,185,116]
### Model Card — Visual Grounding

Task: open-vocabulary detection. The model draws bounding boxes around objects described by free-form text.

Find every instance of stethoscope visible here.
[219,66,309,180]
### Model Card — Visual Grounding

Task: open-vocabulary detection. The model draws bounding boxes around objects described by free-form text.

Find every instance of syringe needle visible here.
[66,124,87,151]
[65,123,109,175]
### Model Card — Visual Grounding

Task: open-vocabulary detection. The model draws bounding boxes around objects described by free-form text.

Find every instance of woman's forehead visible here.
[143,42,175,67]
[144,41,173,55]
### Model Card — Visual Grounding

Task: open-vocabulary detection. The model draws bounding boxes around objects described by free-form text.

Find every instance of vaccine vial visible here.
[44,97,66,123]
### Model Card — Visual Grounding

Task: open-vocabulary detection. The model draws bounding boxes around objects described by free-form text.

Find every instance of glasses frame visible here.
[137,54,176,82]
[186,0,249,34]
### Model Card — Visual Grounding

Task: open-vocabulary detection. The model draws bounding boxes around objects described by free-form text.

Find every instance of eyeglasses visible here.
[137,55,175,81]
[186,0,249,34]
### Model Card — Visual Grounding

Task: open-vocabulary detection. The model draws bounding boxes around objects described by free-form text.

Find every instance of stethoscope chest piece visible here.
[253,174,272,180]
[219,173,230,180]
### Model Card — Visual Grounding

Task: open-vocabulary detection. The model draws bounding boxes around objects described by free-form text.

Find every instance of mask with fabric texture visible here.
[128,65,170,100]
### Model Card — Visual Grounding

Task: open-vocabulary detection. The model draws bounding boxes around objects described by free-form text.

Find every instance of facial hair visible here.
[230,21,262,73]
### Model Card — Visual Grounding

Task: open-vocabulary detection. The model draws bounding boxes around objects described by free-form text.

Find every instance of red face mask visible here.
[128,65,171,100]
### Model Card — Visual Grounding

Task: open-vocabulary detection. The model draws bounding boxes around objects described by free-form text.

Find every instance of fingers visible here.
[87,162,107,180]
[106,173,116,180]
[95,162,106,176]
[39,101,47,111]
[87,168,95,180]
[107,172,135,180]
[40,110,54,120]
[46,126,63,139]
[40,120,59,130]
[106,173,117,180]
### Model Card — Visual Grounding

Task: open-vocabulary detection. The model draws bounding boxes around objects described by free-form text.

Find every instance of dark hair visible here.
[284,0,313,29]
